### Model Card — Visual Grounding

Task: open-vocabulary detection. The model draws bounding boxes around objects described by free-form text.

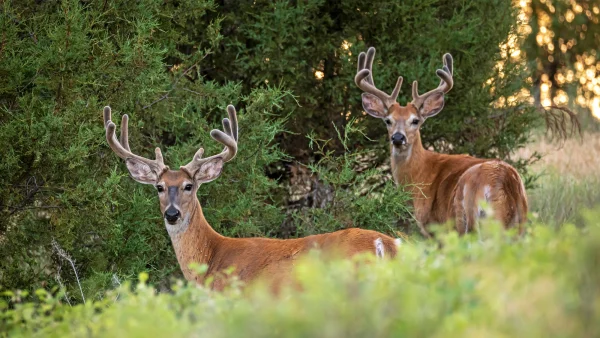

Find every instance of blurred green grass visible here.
[3,130,600,338]
[2,214,599,337]
[529,172,600,227]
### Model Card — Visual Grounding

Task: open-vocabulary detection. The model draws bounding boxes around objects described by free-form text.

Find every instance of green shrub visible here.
[2,213,599,337]
[0,0,288,297]
[211,0,541,163]
[0,0,557,302]
[293,118,412,236]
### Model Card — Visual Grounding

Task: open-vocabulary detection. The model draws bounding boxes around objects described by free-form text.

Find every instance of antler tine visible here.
[364,47,376,85]
[103,105,112,127]
[411,53,454,108]
[443,53,453,75]
[103,106,167,174]
[207,104,238,162]
[120,114,131,151]
[219,104,238,144]
[390,76,403,102]
[222,118,232,140]
[181,105,239,175]
[357,51,367,78]
[437,53,454,87]
[355,47,402,108]
[227,104,238,142]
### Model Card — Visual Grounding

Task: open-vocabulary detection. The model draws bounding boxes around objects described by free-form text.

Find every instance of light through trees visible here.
[518,0,600,119]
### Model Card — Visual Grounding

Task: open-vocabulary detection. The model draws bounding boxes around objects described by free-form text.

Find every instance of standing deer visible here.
[354,47,528,238]
[103,105,400,291]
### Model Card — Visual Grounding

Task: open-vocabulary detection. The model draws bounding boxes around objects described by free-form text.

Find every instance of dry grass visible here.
[516,132,600,179]
[517,132,600,226]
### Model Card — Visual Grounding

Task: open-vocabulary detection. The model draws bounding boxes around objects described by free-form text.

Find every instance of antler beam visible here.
[103,106,167,175]
[355,47,403,108]
[181,105,238,174]
[411,53,454,108]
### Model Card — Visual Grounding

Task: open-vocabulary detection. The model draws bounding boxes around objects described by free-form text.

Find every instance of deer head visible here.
[355,47,453,157]
[103,105,238,235]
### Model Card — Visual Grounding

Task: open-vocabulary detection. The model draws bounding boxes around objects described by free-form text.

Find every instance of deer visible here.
[354,47,528,238]
[103,105,401,291]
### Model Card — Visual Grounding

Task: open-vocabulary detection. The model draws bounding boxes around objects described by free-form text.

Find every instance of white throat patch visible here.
[393,146,412,162]
[165,212,191,237]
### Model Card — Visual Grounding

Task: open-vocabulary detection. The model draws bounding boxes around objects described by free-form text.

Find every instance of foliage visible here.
[208,0,541,164]
[294,118,412,236]
[2,213,600,337]
[0,0,288,298]
[0,0,561,303]
[522,0,600,121]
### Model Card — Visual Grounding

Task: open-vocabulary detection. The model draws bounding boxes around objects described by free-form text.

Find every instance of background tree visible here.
[521,0,600,125]
[0,0,561,300]
[204,0,539,163]
[0,0,290,297]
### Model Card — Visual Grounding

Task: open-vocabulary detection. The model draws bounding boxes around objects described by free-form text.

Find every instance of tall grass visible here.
[519,132,600,226]
[2,214,599,337]
[528,173,600,227]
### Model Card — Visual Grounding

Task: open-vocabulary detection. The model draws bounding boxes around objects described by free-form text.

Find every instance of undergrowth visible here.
[520,132,600,226]
[2,212,599,337]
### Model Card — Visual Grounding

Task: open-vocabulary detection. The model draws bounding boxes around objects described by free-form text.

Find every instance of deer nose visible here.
[164,207,181,224]
[391,133,407,146]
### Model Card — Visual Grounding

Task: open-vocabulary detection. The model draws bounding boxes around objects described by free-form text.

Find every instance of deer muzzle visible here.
[391,132,407,146]
[164,207,181,224]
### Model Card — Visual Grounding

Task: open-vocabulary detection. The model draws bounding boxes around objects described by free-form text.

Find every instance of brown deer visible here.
[103,105,401,291]
[354,47,528,238]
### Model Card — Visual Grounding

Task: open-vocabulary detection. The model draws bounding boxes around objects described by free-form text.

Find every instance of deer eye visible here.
[156,185,164,193]
[411,119,420,125]
[384,118,392,126]
[184,184,193,191]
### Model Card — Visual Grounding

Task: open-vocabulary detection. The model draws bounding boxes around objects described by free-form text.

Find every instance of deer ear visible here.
[361,93,388,118]
[194,157,224,184]
[125,158,159,184]
[420,92,445,118]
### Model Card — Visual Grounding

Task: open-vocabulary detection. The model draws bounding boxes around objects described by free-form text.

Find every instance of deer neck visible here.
[390,132,429,185]
[168,198,224,282]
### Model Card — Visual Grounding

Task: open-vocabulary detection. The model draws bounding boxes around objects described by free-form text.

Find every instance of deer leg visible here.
[416,221,434,239]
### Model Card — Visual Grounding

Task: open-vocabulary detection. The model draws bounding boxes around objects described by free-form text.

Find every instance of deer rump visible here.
[451,160,528,234]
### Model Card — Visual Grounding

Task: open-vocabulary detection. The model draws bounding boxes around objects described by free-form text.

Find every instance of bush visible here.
[0,0,412,299]
[293,118,412,236]
[0,0,288,297]
[2,213,599,337]
[0,0,551,301]
[209,0,540,163]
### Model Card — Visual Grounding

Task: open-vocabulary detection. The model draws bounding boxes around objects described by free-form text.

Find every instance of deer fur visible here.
[355,47,528,238]
[166,173,400,291]
[103,105,400,291]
